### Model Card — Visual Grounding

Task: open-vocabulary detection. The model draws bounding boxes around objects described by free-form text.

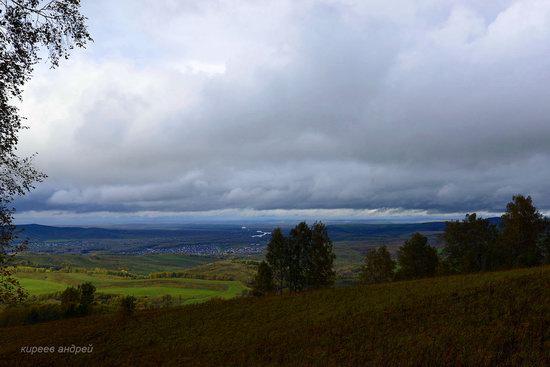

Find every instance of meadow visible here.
[14,271,247,303]
[2,265,548,366]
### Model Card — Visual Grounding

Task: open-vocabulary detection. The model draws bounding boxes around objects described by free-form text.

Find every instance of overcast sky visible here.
[13,0,550,224]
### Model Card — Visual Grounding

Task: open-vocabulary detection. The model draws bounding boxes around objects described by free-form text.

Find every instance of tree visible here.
[500,195,545,268]
[396,233,439,280]
[539,218,550,265]
[252,261,274,296]
[443,213,498,273]
[78,282,96,314]
[266,227,288,295]
[287,222,311,292]
[0,0,91,304]
[308,222,335,288]
[263,221,336,294]
[360,246,395,284]
[60,286,81,316]
[287,221,336,292]
[0,202,32,304]
[0,211,27,304]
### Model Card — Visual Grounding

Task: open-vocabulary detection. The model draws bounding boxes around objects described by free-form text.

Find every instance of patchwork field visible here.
[15,271,248,303]
[17,253,218,275]
[150,259,258,282]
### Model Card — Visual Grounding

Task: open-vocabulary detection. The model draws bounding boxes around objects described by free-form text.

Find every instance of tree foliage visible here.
[119,295,137,316]
[308,222,336,288]
[60,286,80,316]
[539,218,550,265]
[500,195,545,268]
[263,221,335,294]
[360,245,395,284]
[0,0,91,304]
[443,214,498,273]
[442,195,550,274]
[252,261,274,296]
[60,282,96,316]
[397,233,439,280]
[77,281,96,314]
[265,227,287,295]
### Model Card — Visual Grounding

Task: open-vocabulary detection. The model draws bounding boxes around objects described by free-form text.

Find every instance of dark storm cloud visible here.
[14,0,550,222]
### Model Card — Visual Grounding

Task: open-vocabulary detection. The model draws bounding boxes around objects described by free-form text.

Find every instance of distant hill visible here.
[14,219,502,255]
[17,219,502,242]
[16,224,131,241]
[327,221,447,240]
[17,224,268,241]
[2,265,547,366]
[15,224,253,241]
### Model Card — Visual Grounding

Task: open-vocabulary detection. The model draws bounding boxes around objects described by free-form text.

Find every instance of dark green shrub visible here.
[119,295,137,315]
[25,304,63,324]
[60,286,81,316]
[78,282,96,314]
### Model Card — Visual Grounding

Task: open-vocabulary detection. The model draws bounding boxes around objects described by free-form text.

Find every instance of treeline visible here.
[361,195,550,284]
[0,283,139,326]
[150,272,239,281]
[254,194,550,292]
[0,282,97,326]
[150,260,260,282]
[253,222,336,295]
[14,265,139,278]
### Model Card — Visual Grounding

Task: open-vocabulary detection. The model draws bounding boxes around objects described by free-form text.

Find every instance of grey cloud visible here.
[14,0,550,221]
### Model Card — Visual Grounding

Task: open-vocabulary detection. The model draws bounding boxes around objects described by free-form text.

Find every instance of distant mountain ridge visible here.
[16,219,502,242]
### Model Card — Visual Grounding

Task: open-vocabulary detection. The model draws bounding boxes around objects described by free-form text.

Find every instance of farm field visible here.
[17,253,218,275]
[15,271,247,303]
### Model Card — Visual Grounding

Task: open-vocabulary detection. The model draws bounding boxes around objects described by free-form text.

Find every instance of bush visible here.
[77,282,96,314]
[60,286,81,317]
[25,304,63,324]
[119,295,137,315]
[161,294,173,307]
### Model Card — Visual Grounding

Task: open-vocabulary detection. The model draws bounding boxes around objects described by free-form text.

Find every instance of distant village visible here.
[26,229,271,256]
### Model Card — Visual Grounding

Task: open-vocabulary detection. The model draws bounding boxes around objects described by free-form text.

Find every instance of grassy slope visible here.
[153,259,258,282]
[15,272,247,301]
[2,266,549,366]
[16,278,68,295]
[18,253,217,275]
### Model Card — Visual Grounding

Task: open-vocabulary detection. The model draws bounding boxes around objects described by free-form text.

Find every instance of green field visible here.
[15,271,247,303]
[17,253,219,275]
[3,266,549,366]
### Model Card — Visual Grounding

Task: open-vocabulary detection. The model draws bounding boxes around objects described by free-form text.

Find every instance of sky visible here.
[13,0,550,224]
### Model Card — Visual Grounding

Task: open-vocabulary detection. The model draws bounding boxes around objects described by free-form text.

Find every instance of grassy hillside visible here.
[1,266,549,366]
[150,259,258,283]
[17,253,217,274]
